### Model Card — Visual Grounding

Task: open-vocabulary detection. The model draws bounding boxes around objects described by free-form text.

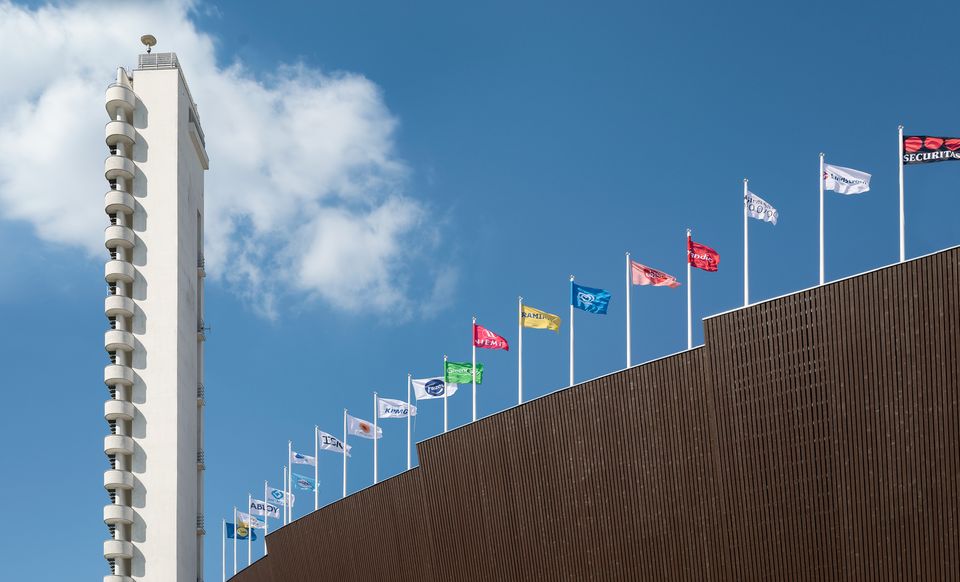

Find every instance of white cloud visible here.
[0,0,450,316]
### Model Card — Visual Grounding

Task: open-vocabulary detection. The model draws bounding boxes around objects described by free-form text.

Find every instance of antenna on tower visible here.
[140,34,157,53]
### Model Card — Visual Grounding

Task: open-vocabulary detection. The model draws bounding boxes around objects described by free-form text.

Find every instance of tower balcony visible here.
[104,156,134,181]
[104,190,135,215]
[104,295,134,318]
[102,539,133,560]
[103,469,134,490]
[104,330,134,352]
[104,260,135,284]
[104,364,134,386]
[103,504,134,526]
[104,400,134,422]
[104,435,134,457]
[104,225,134,249]
[105,121,135,147]
[105,84,135,117]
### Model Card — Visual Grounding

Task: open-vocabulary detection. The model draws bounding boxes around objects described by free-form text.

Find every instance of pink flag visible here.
[631,260,681,288]
[473,324,509,351]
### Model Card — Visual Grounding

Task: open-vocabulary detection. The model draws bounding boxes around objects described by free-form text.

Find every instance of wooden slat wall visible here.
[231,247,959,581]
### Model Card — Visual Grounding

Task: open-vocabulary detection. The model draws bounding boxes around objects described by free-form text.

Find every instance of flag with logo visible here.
[444,361,483,384]
[571,282,611,314]
[411,377,458,400]
[377,397,417,418]
[237,512,264,529]
[292,473,317,492]
[520,304,561,331]
[267,487,294,508]
[317,429,352,456]
[249,498,281,519]
[473,324,509,350]
[226,522,257,541]
[290,451,316,467]
[823,163,872,194]
[688,238,720,271]
[347,414,383,439]
[630,261,680,288]
[745,191,778,224]
[902,135,960,164]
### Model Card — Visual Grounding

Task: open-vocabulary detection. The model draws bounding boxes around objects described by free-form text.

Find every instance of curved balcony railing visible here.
[104,330,134,352]
[104,225,134,250]
[105,84,135,117]
[104,190,135,215]
[104,155,135,181]
[103,435,134,457]
[102,539,133,561]
[104,260,135,284]
[104,400,134,422]
[103,469,134,490]
[103,364,134,386]
[105,121,135,147]
[104,295,134,319]
[103,504,134,526]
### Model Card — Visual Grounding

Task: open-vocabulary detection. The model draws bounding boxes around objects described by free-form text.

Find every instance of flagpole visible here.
[569,275,575,386]
[820,152,825,284]
[313,426,319,511]
[342,409,347,498]
[247,493,251,567]
[443,355,448,433]
[898,125,905,262]
[232,506,237,576]
[263,481,269,555]
[743,179,749,306]
[282,466,288,525]
[471,316,477,422]
[406,374,412,470]
[625,252,631,367]
[686,229,692,349]
[286,441,292,524]
[222,518,226,582]
[517,296,523,405]
[373,392,379,484]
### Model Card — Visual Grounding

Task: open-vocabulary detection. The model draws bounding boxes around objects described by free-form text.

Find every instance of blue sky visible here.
[1,0,959,579]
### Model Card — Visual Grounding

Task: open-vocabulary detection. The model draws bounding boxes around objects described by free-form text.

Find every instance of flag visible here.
[444,360,483,384]
[249,498,281,519]
[267,487,294,508]
[902,135,960,164]
[630,261,681,288]
[571,282,611,314]
[520,305,561,331]
[473,324,509,351]
[292,473,317,492]
[237,512,264,529]
[226,522,257,541]
[290,451,316,467]
[411,377,459,400]
[378,397,417,418]
[318,429,352,456]
[347,414,383,439]
[745,191,779,224]
[823,163,872,194]
[688,238,720,272]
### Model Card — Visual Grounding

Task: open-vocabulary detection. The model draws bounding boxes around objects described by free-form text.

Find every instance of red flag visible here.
[473,324,509,351]
[631,260,681,288]
[688,238,720,272]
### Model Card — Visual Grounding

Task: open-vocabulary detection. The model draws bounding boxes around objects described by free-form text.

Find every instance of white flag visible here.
[411,377,459,400]
[249,498,281,519]
[237,512,264,529]
[346,414,383,439]
[290,450,316,466]
[267,487,294,508]
[745,191,778,225]
[823,163,871,194]
[377,397,417,418]
[317,429,352,457]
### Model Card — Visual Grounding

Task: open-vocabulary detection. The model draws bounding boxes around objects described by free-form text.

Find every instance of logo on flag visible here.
[473,324,509,351]
[238,512,264,529]
[520,305,561,331]
[267,487,294,508]
[571,282,611,314]
[630,261,680,288]
[290,451,316,467]
[227,522,257,541]
[318,430,352,456]
[293,473,317,491]
[745,191,778,224]
[378,397,417,418]
[902,135,960,164]
[688,238,720,272]
[347,414,383,439]
[412,377,458,400]
[444,361,484,384]
[250,498,281,519]
[823,163,871,194]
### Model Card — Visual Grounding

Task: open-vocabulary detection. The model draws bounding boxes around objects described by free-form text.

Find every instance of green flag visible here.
[445,360,483,384]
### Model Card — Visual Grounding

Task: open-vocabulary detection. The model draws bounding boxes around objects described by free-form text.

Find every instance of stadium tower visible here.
[102,39,209,581]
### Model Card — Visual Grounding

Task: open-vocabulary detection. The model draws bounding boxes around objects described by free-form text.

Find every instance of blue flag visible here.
[571,282,611,314]
[226,522,257,541]
[292,472,317,491]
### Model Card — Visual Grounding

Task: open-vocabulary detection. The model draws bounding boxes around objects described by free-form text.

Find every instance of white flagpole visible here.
[743,179,749,306]
[373,392,379,484]
[263,481,269,555]
[232,506,237,576]
[471,316,477,422]
[406,374,412,470]
[443,355,448,433]
[281,466,287,525]
[313,426,319,511]
[222,518,226,582]
[342,409,347,498]
[820,152,825,284]
[246,493,251,567]
[625,252,631,367]
[898,125,905,262]
[517,296,523,405]
[686,229,692,349]
[569,275,575,386]
[286,441,292,524]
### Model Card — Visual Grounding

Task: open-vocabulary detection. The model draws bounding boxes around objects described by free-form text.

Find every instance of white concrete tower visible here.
[102,42,209,582]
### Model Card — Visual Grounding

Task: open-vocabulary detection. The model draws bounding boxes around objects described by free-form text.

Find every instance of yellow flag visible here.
[520,304,561,331]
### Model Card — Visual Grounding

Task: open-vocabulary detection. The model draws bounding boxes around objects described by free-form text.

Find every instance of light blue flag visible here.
[226,522,257,541]
[571,282,611,314]
[292,472,317,492]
